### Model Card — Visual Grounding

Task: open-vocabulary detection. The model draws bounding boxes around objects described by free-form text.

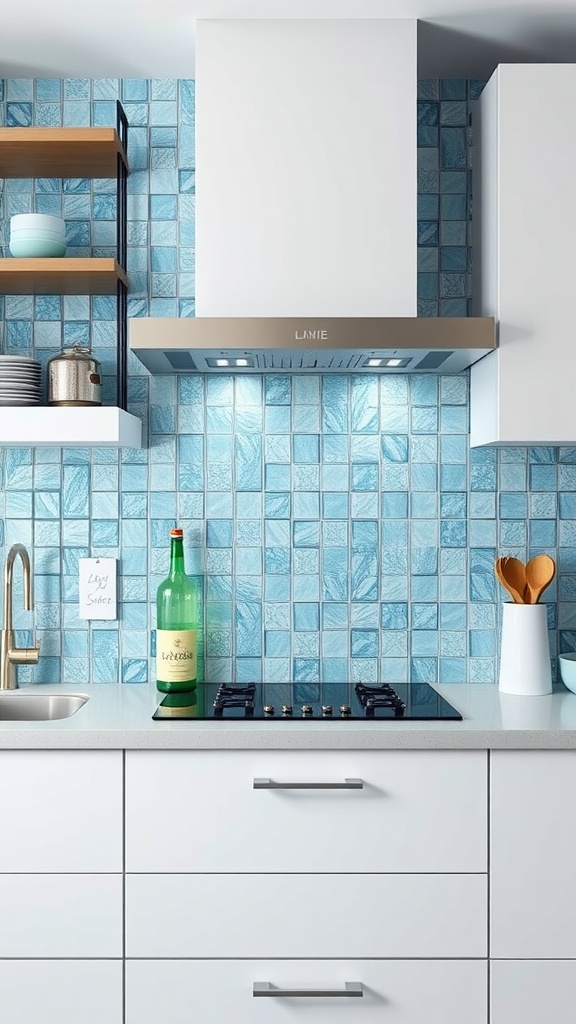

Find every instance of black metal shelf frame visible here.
[116,100,129,411]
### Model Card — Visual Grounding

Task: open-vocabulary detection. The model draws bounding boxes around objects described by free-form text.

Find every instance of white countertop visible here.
[1,682,576,749]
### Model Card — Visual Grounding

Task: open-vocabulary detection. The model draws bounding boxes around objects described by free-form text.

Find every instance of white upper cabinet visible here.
[471,64,576,446]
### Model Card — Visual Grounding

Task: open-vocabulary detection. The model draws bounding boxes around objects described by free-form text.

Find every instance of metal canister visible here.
[47,345,102,406]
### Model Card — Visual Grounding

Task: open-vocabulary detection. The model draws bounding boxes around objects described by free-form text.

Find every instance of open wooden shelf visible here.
[0,258,128,295]
[0,128,128,178]
[0,407,142,448]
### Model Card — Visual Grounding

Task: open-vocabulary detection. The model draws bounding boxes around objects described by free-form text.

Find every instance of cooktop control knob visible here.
[339,705,352,717]
[321,705,333,717]
[263,705,274,717]
[301,705,313,717]
[281,704,293,716]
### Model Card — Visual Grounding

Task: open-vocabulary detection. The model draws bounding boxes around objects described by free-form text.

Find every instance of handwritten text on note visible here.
[79,557,117,621]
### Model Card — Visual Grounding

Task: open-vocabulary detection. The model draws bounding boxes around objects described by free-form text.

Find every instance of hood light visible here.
[364,356,410,369]
[206,356,255,369]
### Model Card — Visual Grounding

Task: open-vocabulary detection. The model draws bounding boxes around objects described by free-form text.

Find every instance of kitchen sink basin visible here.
[0,693,89,721]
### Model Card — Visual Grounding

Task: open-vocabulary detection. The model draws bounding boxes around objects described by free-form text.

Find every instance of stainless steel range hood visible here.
[129,19,496,375]
[130,316,496,374]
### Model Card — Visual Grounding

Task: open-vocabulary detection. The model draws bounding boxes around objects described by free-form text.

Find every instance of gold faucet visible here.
[0,544,40,689]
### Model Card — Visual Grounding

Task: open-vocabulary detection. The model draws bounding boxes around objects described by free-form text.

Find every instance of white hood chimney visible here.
[195,19,417,318]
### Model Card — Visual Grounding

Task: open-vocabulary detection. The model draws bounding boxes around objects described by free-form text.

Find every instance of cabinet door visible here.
[126,750,487,872]
[0,875,122,957]
[491,751,576,957]
[126,873,487,958]
[0,750,122,871]
[0,960,122,1024]
[127,960,487,1024]
[492,961,576,1024]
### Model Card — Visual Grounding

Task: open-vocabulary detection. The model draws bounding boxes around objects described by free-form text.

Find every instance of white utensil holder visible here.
[499,602,552,696]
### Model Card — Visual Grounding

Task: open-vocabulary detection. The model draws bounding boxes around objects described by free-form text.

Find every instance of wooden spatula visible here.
[495,556,527,603]
[524,553,556,604]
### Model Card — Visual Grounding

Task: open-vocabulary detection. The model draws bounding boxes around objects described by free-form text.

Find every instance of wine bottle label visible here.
[157,629,197,683]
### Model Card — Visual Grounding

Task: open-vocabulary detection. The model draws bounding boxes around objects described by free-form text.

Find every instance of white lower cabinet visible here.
[491,961,576,1023]
[0,874,123,957]
[126,750,487,873]
[491,751,576,957]
[0,750,122,872]
[0,960,123,1024]
[126,872,487,958]
[126,959,488,1024]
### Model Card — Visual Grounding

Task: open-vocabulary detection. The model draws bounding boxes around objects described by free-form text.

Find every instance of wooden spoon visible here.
[495,556,527,603]
[524,553,556,604]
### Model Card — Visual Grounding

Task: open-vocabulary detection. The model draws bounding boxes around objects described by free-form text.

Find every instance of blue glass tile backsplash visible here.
[0,77,572,686]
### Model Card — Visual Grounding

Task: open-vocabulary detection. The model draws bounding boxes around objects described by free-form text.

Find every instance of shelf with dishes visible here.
[0,354,141,448]
[0,104,138,447]
[0,406,141,448]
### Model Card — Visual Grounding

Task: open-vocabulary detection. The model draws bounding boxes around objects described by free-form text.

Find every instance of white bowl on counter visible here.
[558,653,576,694]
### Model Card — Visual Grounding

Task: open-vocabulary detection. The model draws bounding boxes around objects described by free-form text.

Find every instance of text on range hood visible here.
[129,317,496,374]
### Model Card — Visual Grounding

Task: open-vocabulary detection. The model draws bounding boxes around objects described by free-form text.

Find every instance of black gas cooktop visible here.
[153,681,462,721]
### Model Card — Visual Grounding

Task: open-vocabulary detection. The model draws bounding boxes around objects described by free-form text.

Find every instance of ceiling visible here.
[1,1,576,79]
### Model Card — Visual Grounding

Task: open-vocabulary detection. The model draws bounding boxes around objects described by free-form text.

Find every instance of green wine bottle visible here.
[156,528,199,694]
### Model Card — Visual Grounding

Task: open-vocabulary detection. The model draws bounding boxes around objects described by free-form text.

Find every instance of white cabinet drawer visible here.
[126,873,487,958]
[126,750,487,872]
[492,961,576,1024]
[0,875,122,957]
[0,960,123,1024]
[491,751,576,957]
[126,959,488,1024]
[0,750,122,872]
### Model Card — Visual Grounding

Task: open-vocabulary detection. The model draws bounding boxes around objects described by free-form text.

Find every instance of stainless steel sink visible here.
[0,693,89,721]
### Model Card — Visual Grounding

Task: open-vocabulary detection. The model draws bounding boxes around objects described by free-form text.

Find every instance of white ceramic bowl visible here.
[558,653,576,694]
[9,238,67,258]
[10,214,66,235]
[10,230,67,244]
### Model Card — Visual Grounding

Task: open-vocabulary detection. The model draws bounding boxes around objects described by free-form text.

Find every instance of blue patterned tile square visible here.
[500,521,527,547]
[441,170,467,194]
[441,79,467,100]
[418,126,438,147]
[7,102,32,126]
[411,407,438,433]
[411,492,438,518]
[410,377,436,407]
[411,464,437,491]
[440,127,467,169]
[470,520,497,547]
[411,436,437,463]
[418,221,439,246]
[441,520,467,547]
[441,492,467,518]
[322,492,349,520]
[500,492,528,519]
[529,520,557,548]
[440,464,467,491]
[417,248,439,274]
[529,492,557,518]
[382,492,408,518]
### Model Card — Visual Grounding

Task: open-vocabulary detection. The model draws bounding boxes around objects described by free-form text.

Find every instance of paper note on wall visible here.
[79,557,118,620]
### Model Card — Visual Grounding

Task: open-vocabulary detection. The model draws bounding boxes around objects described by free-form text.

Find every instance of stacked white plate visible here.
[0,356,42,406]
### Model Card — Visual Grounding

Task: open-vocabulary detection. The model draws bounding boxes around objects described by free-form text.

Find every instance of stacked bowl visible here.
[9,214,67,258]
[0,356,42,406]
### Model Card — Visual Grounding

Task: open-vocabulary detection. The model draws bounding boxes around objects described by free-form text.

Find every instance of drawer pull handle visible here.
[253,982,363,998]
[253,777,363,790]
